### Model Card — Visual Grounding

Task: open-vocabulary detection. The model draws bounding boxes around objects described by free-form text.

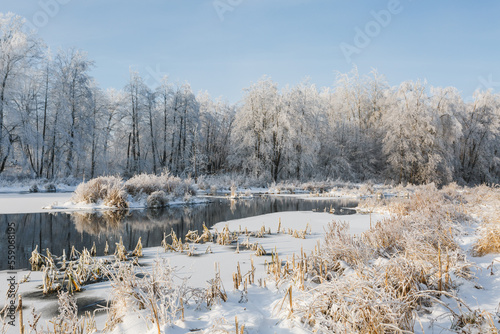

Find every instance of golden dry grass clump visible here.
[474,221,500,256]
[462,184,500,256]
[72,176,128,208]
[71,172,197,209]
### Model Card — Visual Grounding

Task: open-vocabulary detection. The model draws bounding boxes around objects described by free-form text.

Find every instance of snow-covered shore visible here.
[0,192,74,214]
[1,185,499,333]
[0,211,380,334]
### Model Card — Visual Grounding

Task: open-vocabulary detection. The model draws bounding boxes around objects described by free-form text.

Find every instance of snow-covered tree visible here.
[0,13,41,173]
[456,90,500,183]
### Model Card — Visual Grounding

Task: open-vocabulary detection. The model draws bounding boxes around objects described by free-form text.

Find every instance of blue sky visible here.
[1,1,499,102]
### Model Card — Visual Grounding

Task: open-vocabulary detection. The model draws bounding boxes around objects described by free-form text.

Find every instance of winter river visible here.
[0,196,358,270]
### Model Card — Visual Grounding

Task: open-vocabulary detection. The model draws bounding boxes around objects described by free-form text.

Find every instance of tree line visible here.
[1,13,499,185]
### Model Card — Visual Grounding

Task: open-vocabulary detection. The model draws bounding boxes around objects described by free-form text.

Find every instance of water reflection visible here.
[0,196,357,270]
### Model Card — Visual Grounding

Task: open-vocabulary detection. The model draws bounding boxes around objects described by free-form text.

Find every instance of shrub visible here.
[104,186,128,209]
[45,183,57,192]
[72,176,124,204]
[72,173,196,209]
[104,259,195,331]
[125,172,196,198]
[29,183,39,193]
[147,190,169,208]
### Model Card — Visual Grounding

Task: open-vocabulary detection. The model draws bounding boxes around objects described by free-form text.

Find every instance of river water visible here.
[0,195,357,270]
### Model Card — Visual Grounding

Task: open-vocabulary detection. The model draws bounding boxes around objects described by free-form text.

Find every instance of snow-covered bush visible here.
[125,172,196,198]
[174,178,197,197]
[72,176,126,206]
[29,183,39,193]
[103,186,128,209]
[209,185,218,195]
[125,173,163,196]
[358,181,374,195]
[197,173,268,190]
[146,190,169,208]
[72,173,197,209]
[45,183,57,192]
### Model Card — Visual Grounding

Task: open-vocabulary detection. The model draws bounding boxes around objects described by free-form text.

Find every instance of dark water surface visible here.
[0,196,357,270]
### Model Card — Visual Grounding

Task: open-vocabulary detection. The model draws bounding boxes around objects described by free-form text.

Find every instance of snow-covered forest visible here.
[2,13,500,185]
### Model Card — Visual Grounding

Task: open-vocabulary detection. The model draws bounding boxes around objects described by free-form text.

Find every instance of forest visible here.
[1,13,500,186]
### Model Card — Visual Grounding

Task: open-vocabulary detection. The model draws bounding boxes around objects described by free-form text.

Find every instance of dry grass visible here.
[474,223,500,256]
[125,172,196,198]
[72,176,128,208]
[206,263,228,308]
[269,184,498,333]
[72,173,196,209]
[463,185,500,256]
[104,259,201,332]
[20,292,97,334]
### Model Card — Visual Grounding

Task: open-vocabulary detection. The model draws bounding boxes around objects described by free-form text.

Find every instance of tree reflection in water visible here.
[0,196,357,270]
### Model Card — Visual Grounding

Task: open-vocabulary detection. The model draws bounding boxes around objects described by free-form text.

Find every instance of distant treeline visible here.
[1,13,499,185]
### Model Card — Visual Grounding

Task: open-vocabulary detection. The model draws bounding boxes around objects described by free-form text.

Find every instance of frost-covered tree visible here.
[101,88,127,175]
[0,13,41,173]
[456,90,500,183]
[156,76,174,169]
[317,69,387,180]
[10,65,43,175]
[125,70,147,174]
[231,77,282,181]
[168,83,199,176]
[428,86,463,184]
[52,48,94,177]
[281,82,320,180]
[382,80,455,185]
[196,92,235,176]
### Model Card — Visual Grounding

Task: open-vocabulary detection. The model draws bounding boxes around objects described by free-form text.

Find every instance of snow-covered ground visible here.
[0,188,208,214]
[42,195,211,212]
[0,182,76,194]
[416,223,500,333]
[0,192,74,214]
[0,186,499,333]
[0,211,380,334]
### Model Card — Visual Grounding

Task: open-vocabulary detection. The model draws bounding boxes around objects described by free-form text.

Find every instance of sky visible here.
[1,0,499,103]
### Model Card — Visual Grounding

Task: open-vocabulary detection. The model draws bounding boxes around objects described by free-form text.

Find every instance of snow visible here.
[0,192,74,214]
[413,222,500,333]
[42,195,210,212]
[155,211,378,289]
[0,210,382,334]
[1,188,500,333]
[0,187,209,214]
[0,184,76,194]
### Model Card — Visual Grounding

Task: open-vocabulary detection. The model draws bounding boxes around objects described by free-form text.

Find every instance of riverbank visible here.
[0,184,499,333]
